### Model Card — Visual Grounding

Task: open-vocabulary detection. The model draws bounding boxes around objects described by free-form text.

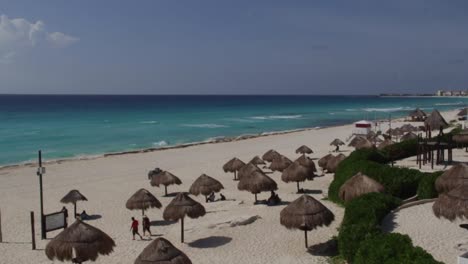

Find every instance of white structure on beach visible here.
[353,120,372,135]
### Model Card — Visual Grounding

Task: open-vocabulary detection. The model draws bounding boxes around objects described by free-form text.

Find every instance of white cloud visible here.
[0,14,78,61]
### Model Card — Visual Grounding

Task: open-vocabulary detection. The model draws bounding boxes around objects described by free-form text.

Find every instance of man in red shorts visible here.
[130,217,143,240]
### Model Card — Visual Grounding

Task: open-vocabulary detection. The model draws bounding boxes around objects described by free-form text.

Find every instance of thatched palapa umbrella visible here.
[150,171,182,196]
[295,155,317,173]
[377,139,394,150]
[296,145,313,156]
[318,154,334,170]
[189,174,224,202]
[163,192,205,243]
[249,156,266,166]
[348,136,366,147]
[269,155,293,172]
[61,190,88,217]
[355,138,374,150]
[134,237,192,264]
[435,164,468,193]
[453,128,468,144]
[282,162,315,193]
[237,163,262,181]
[262,149,281,162]
[326,154,346,173]
[238,171,278,203]
[424,109,449,130]
[280,195,334,248]
[338,172,385,202]
[400,132,418,141]
[45,220,115,264]
[330,139,345,151]
[408,108,427,121]
[457,108,467,118]
[433,184,468,221]
[126,188,162,216]
[400,124,417,133]
[223,157,245,180]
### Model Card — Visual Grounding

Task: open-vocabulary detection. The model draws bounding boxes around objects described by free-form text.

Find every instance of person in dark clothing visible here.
[130,217,143,240]
[142,215,152,236]
[62,206,69,227]
[219,193,226,201]
[207,192,215,202]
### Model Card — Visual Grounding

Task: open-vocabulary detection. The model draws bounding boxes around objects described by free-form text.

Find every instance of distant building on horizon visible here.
[436,89,468,96]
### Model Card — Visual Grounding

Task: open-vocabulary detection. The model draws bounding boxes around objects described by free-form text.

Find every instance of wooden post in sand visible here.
[0,208,3,243]
[30,211,36,250]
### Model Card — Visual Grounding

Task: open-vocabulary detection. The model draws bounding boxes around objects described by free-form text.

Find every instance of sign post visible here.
[0,208,3,243]
[30,212,36,250]
[37,150,46,239]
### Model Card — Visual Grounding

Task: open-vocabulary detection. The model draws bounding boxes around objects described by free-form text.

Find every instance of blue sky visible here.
[1,0,468,94]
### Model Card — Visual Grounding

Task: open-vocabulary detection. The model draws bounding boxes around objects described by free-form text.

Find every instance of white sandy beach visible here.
[0,109,463,264]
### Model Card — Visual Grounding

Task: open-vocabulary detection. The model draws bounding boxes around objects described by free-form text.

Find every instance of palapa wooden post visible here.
[181,217,184,243]
[30,211,36,250]
[0,208,2,243]
[304,230,308,248]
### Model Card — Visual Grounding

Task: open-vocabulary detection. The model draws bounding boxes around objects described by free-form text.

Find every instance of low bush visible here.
[354,233,443,264]
[417,171,443,199]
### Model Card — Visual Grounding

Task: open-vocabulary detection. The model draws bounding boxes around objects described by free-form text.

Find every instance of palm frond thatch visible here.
[453,129,468,144]
[318,154,334,169]
[330,139,345,146]
[189,174,224,197]
[237,163,262,181]
[424,109,449,130]
[150,171,182,187]
[377,139,394,150]
[238,171,278,194]
[60,190,88,204]
[338,172,385,202]
[294,155,317,173]
[262,149,281,162]
[326,154,346,173]
[134,237,192,264]
[45,220,115,263]
[400,132,418,141]
[408,108,427,120]
[249,156,266,165]
[457,108,467,117]
[163,192,206,221]
[269,155,293,172]
[222,158,245,172]
[355,138,374,150]
[435,164,468,193]
[296,145,313,155]
[433,184,468,221]
[348,136,366,147]
[126,189,162,212]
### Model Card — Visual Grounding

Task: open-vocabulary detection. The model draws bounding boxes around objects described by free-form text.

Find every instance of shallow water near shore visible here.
[0,95,466,165]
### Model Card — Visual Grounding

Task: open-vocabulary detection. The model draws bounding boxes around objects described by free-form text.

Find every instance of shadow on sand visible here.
[188,236,232,248]
[150,219,177,226]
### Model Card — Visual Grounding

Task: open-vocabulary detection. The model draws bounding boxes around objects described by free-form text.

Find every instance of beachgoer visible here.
[62,206,69,227]
[335,145,339,152]
[130,217,143,240]
[142,215,152,236]
[207,192,215,202]
[219,193,226,201]
[80,210,89,220]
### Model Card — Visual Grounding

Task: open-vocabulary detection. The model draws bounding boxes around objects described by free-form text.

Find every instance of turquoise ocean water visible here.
[0,95,467,166]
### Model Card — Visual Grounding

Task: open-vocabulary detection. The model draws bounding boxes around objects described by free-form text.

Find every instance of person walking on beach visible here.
[142,215,152,236]
[130,217,143,240]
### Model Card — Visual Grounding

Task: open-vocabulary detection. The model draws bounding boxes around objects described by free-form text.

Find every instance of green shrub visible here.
[338,193,401,262]
[354,233,443,264]
[417,171,443,199]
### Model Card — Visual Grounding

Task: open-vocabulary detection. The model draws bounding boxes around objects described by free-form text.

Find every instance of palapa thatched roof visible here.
[318,154,334,169]
[424,109,449,129]
[355,138,374,150]
[60,190,88,204]
[262,149,281,162]
[408,108,427,118]
[45,220,115,263]
[163,192,206,221]
[296,145,313,155]
[338,172,385,202]
[281,162,314,183]
[150,171,182,187]
[435,164,468,193]
[326,154,346,173]
[238,171,278,194]
[249,156,266,165]
[457,108,467,117]
[330,139,345,146]
[189,174,224,196]
[433,184,468,221]
[400,124,417,133]
[280,195,334,231]
[237,163,262,180]
[348,136,366,147]
[223,158,245,172]
[269,155,293,172]
[134,237,192,264]
[400,132,418,141]
[377,139,394,150]
[294,155,317,173]
[126,188,162,211]
[453,128,468,144]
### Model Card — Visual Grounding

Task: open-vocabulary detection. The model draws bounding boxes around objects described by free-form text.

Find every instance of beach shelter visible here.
[296,145,313,155]
[348,136,366,147]
[408,108,427,121]
[282,162,315,193]
[249,156,266,166]
[353,120,372,135]
[237,163,262,181]
[280,195,334,248]
[189,174,224,202]
[435,164,468,193]
[150,171,182,196]
[294,155,317,173]
[269,155,293,172]
[400,132,418,141]
[338,172,385,202]
[126,188,162,216]
[400,124,417,133]
[326,154,346,173]
[424,110,449,131]
[61,190,88,217]
[163,192,206,243]
[238,171,278,203]
[377,139,394,150]
[222,157,246,180]
[45,220,115,264]
[355,138,374,150]
[134,237,192,264]
[433,184,468,221]
[318,154,334,170]
[330,139,345,151]
[453,128,468,144]
[457,108,467,118]
[262,149,282,162]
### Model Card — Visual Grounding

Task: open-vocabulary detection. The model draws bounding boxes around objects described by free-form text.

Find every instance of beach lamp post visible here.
[36,150,46,239]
